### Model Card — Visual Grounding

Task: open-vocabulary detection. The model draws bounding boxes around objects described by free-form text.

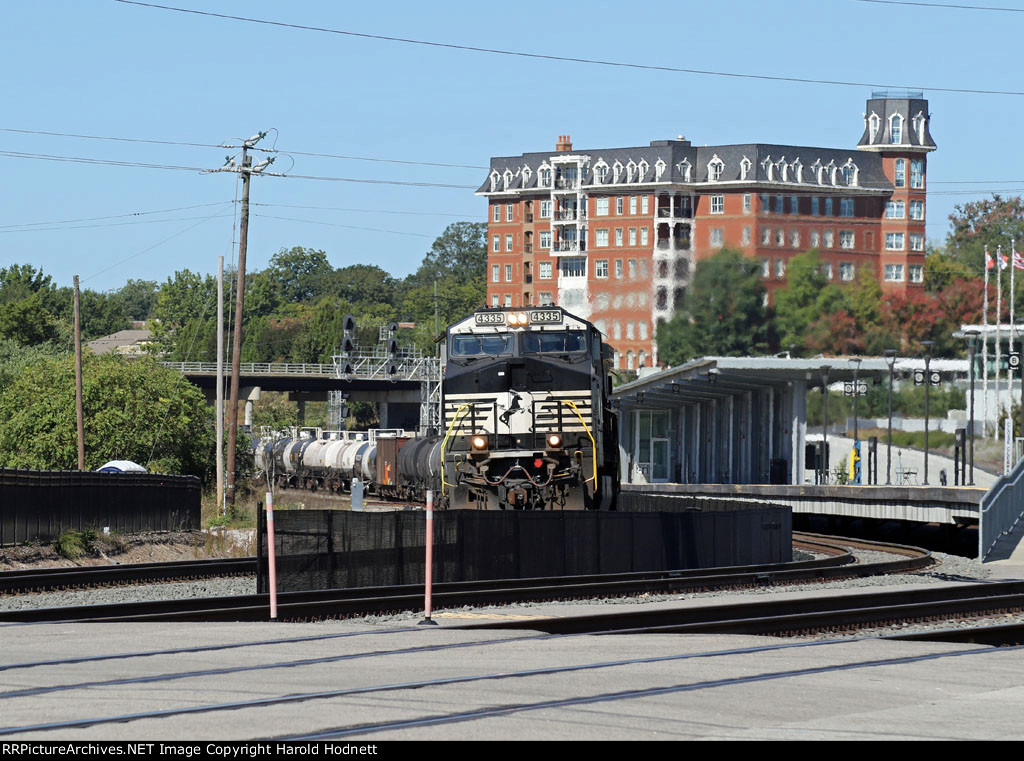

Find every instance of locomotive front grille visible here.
[444,390,593,435]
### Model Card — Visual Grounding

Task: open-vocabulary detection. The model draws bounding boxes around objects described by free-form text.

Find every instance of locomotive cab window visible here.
[450,334,515,357]
[521,331,589,355]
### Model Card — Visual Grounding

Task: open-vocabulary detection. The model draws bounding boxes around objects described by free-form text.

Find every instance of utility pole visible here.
[216,255,225,515]
[218,131,272,506]
[73,275,85,471]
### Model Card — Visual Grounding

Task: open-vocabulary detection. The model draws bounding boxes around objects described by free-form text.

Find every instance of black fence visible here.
[257,503,791,593]
[0,469,202,546]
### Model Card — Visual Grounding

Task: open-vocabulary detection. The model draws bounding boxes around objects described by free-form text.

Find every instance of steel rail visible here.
[0,557,256,595]
[0,535,928,624]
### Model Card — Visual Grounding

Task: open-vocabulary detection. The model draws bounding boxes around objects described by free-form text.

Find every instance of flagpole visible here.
[997,245,1004,442]
[1012,241,1017,414]
[984,247,990,439]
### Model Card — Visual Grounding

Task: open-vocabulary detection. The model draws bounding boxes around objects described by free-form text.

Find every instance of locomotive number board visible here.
[529,310,563,324]
[474,312,506,326]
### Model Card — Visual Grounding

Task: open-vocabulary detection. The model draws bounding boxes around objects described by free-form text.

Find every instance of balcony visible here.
[525,213,534,223]
[554,177,579,190]
[555,240,585,254]
[524,243,533,254]
[525,274,533,284]
[555,209,580,221]
[657,207,672,218]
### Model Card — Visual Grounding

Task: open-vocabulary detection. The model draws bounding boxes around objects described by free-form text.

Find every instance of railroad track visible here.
[0,534,930,623]
[0,557,256,595]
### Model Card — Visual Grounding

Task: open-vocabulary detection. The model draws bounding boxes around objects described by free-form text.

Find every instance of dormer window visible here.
[890,113,903,144]
[777,157,788,182]
[539,166,552,187]
[522,166,532,186]
[638,160,649,181]
[708,156,725,182]
[678,159,692,182]
[613,161,623,183]
[841,159,859,187]
[503,170,513,190]
[913,111,926,144]
[812,159,823,185]
[626,161,637,183]
[826,160,837,185]
[740,157,752,181]
[792,159,803,183]
[762,156,774,182]
[654,159,666,181]
[489,171,499,192]
[868,113,881,143]
[595,162,609,184]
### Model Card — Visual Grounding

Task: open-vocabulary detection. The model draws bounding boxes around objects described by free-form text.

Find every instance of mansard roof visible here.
[857,93,937,151]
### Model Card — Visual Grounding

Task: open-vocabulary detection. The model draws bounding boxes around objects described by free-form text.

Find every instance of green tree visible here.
[265,247,333,304]
[406,221,487,288]
[945,195,1024,274]
[0,353,215,478]
[113,279,158,322]
[656,248,769,364]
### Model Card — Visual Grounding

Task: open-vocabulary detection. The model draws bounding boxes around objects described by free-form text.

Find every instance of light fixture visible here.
[547,434,563,448]
[471,435,488,451]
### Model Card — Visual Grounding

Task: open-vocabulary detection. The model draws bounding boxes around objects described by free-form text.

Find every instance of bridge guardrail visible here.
[980,456,1024,561]
[161,360,440,383]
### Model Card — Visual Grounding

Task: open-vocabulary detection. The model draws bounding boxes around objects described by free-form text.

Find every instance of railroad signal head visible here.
[342,337,356,355]
[343,315,356,333]
[388,322,398,335]
[387,338,399,356]
[340,362,354,375]
[387,362,399,376]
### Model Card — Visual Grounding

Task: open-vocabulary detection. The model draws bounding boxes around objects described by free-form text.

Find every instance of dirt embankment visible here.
[0,529,256,571]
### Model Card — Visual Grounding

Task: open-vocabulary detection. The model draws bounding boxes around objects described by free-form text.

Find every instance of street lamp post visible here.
[921,340,936,486]
[964,329,980,486]
[1016,319,1024,464]
[849,357,862,485]
[884,349,898,485]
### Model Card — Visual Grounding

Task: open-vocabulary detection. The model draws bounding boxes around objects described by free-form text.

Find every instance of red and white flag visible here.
[1013,250,1024,271]
[986,250,995,270]
[1000,253,1010,270]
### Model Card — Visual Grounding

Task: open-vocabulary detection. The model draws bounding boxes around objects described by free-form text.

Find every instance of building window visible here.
[629,228,637,246]
[909,264,924,283]
[775,195,784,214]
[910,200,924,220]
[810,230,820,248]
[886,201,905,219]
[709,157,724,181]
[506,204,514,222]
[824,197,834,216]
[492,205,500,222]
[616,197,624,215]
[824,262,834,280]
[743,194,751,213]
[540,200,552,218]
[840,231,855,249]
[840,262,854,281]
[824,230,835,248]
[776,229,785,247]
[505,264,513,281]
[842,162,858,186]
[596,197,609,216]
[775,258,786,279]
[811,197,820,216]
[615,228,623,246]
[615,259,623,278]
[885,264,905,282]
[890,113,903,144]
[840,198,854,217]
[760,193,771,214]
[640,228,649,245]
[491,294,499,307]
[711,195,724,214]
[540,168,551,187]
[595,260,609,278]
[761,258,770,278]
[626,322,635,340]
[491,264,499,282]
[505,234,513,251]
[628,259,637,279]
[742,227,751,245]
[910,233,924,251]
[492,235,499,252]
[538,291,553,305]
[539,231,551,249]
[596,229,609,247]
[790,230,800,248]
[710,228,724,247]
[629,196,637,215]
[762,228,771,246]
[791,196,799,215]
[539,261,552,279]
[886,232,905,250]
[560,257,586,278]
[869,113,881,142]
[641,196,649,214]
[895,159,906,188]
[504,294,512,307]
[596,165,609,183]
[910,160,925,189]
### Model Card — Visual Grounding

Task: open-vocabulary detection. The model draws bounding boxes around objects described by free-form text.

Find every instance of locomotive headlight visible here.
[517,312,528,325]
[471,435,488,451]
[546,433,562,448]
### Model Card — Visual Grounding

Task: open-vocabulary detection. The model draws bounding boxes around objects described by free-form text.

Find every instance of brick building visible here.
[477,92,936,370]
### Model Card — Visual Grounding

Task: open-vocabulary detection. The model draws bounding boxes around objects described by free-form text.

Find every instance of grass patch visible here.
[855,427,957,451]
[55,529,98,560]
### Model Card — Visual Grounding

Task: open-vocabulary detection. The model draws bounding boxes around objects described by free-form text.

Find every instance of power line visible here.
[253,213,436,238]
[251,202,484,219]
[0,212,235,234]
[2,126,484,170]
[113,0,1024,97]
[853,0,1024,11]
[0,202,231,230]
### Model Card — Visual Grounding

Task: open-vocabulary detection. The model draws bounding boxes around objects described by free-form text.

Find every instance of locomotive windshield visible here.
[521,330,589,355]
[450,333,514,357]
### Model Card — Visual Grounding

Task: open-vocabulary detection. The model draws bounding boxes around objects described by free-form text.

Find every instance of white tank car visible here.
[302,434,337,472]
[337,433,366,480]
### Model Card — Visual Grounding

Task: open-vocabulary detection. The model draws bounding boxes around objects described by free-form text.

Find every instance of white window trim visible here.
[710,194,724,214]
[889,112,904,145]
[708,154,725,182]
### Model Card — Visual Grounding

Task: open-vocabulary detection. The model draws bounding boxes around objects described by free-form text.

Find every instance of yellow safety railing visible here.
[557,399,597,484]
[439,403,473,496]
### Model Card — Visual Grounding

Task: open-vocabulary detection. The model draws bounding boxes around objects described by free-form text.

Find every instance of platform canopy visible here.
[612,356,889,487]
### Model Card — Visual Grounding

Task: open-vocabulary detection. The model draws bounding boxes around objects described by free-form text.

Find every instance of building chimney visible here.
[556,135,573,152]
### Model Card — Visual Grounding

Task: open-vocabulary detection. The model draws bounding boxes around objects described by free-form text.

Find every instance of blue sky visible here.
[2,0,1023,293]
